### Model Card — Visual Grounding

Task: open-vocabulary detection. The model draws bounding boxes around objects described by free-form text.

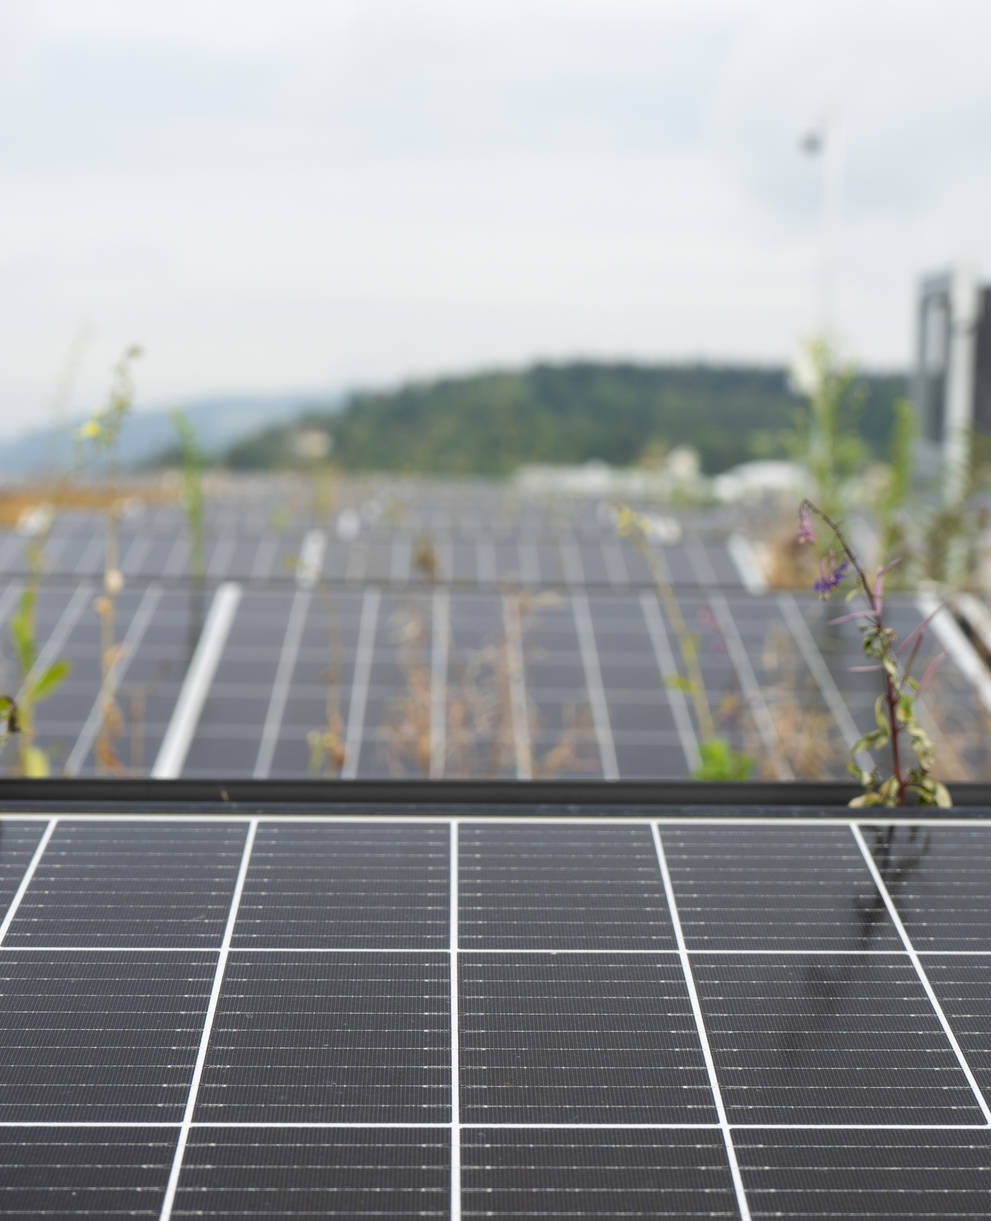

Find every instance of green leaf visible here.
[30,660,72,703]
[10,587,36,676]
[665,675,696,694]
[21,745,49,777]
[692,736,755,782]
[931,781,952,808]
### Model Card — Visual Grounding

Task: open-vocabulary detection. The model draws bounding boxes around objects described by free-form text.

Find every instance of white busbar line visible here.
[249,536,278,581]
[74,533,105,575]
[918,593,991,715]
[18,583,92,703]
[296,529,326,590]
[476,538,497,585]
[0,820,57,946]
[777,592,867,768]
[572,592,619,779]
[0,583,23,634]
[121,533,152,575]
[601,539,629,587]
[252,588,311,778]
[159,820,258,1221]
[151,582,242,778]
[449,823,462,1221]
[651,824,752,1221]
[340,588,380,779]
[390,537,411,583]
[851,824,991,1126]
[206,535,236,580]
[65,584,163,776]
[430,589,450,779]
[709,593,794,780]
[727,533,768,595]
[640,592,700,773]
[560,539,584,586]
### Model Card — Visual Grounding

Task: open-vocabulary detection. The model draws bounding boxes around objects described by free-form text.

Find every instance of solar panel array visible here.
[0,480,989,781]
[0,809,990,1218]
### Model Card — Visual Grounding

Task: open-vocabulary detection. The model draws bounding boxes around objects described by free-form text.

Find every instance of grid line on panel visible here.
[340,588,379,779]
[601,538,629,586]
[560,539,583,586]
[158,819,258,1221]
[651,824,751,1221]
[151,582,243,779]
[0,820,56,946]
[64,583,163,775]
[249,535,278,581]
[74,532,104,574]
[709,594,793,780]
[572,593,619,779]
[450,823,461,1221]
[639,592,699,772]
[851,823,991,1126]
[252,588,311,778]
[476,538,496,584]
[727,532,767,595]
[777,592,865,763]
[19,584,91,703]
[919,591,991,714]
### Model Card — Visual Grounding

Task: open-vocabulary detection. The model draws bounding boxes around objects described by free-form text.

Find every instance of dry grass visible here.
[0,480,175,528]
[764,528,823,590]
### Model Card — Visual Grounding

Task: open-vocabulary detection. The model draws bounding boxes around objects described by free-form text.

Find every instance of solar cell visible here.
[0,1128,177,1219]
[0,950,216,1123]
[3,821,247,947]
[195,952,450,1124]
[662,825,901,951]
[458,823,675,949]
[692,954,985,1124]
[733,1128,991,1220]
[459,953,716,1124]
[461,1129,739,1220]
[232,823,449,949]
[174,1128,450,1219]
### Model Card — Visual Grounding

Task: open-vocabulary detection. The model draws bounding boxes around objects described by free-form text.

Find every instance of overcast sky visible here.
[2,0,990,437]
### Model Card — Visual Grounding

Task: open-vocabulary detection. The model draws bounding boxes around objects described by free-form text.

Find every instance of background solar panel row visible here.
[2,578,982,781]
[0,514,747,590]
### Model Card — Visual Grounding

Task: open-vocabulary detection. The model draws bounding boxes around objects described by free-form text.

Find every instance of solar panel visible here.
[0,805,988,1217]
[6,577,987,782]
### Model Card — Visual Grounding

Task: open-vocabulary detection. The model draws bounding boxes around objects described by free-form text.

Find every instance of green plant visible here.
[10,537,71,776]
[798,499,951,807]
[307,591,346,777]
[77,344,141,773]
[876,398,916,575]
[792,336,867,521]
[614,505,754,781]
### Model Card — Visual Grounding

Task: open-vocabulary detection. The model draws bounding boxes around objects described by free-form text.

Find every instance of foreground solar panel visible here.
[0,802,989,1217]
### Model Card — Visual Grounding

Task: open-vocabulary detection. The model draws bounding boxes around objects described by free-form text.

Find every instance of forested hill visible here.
[224,361,906,476]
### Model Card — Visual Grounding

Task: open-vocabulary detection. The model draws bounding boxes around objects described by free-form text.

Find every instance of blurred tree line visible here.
[223,360,905,476]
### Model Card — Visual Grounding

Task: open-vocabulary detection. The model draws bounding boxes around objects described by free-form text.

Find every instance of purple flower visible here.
[796,505,816,545]
[813,552,848,599]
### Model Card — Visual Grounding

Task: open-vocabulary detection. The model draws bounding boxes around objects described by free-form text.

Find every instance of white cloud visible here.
[2,0,991,435]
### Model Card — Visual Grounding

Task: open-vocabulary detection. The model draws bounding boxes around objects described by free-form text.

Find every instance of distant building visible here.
[915,267,991,501]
